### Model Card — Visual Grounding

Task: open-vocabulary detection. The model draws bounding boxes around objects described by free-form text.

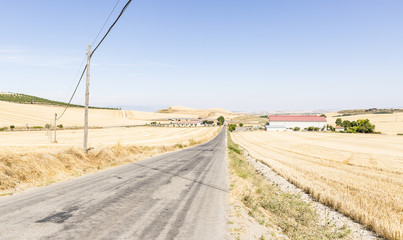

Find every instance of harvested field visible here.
[0,101,238,128]
[0,127,220,195]
[232,131,403,240]
[0,101,201,128]
[0,126,219,152]
[327,111,403,135]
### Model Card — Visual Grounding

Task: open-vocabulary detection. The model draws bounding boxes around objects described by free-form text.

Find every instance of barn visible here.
[267,115,327,131]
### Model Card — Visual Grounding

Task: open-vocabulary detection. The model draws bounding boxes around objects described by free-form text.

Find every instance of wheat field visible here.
[232,131,403,240]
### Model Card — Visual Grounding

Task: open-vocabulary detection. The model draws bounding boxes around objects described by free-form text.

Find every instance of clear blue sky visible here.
[1,1,402,112]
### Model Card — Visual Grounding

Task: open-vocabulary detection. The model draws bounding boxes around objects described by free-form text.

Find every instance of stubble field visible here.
[0,126,220,195]
[231,131,403,240]
[0,126,218,153]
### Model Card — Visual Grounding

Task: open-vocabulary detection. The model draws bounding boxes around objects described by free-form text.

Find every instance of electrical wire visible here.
[56,65,87,120]
[91,0,121,47]
[56,0,132,120]
[91,0,132,57]
[61,54,86,104]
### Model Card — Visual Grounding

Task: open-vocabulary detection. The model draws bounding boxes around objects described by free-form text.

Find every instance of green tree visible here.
[217,116,225,125]
[10,125,15,130]
[341,120,351,130]
[335,118,342,126]
[349,119,375,133]
[239,123,244,127]
[228,124,236,132]
[293,127,300,131]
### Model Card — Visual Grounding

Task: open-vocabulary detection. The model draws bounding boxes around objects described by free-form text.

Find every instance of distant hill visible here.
[0,92,118,110]
[336,108,403,116]
[157,106,237,120]
[157,106,232,114]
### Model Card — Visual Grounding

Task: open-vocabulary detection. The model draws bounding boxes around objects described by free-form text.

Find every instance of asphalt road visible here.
[0,128,228,240]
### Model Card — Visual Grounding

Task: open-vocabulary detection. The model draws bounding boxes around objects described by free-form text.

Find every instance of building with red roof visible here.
[266,115,327,131]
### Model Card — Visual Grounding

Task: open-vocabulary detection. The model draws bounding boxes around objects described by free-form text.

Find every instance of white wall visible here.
[270,121,327,130]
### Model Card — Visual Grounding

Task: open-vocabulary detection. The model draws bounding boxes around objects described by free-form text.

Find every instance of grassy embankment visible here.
[0,128,220,196]
[227,133,350,240]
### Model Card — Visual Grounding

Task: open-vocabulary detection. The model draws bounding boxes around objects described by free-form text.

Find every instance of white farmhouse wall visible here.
[270,121,327,130]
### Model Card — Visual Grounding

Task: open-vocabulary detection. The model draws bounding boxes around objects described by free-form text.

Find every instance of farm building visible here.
[334,125,344,132]
[265,124,288,131]
[267,115,327,131]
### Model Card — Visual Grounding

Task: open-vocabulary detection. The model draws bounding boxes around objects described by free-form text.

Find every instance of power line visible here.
[91,0,121,47]
[56,0,132,120]
[56,65,87,120]
[91,0,132,57]
[61,54,86,104]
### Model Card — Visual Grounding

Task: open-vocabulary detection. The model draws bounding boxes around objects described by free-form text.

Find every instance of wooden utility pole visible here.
[54,113,57,143]
[83,44,91,153]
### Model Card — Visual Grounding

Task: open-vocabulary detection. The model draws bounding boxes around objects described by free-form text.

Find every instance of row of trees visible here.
[335,118,376,133]
[0,124,63,131]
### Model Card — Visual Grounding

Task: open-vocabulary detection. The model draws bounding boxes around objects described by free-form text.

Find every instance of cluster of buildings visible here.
[162,115,331,131]
[265,115,327,131]
[168,118,218,127]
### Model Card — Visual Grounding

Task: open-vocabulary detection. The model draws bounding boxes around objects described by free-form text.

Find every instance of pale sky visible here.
[1,1,402,112]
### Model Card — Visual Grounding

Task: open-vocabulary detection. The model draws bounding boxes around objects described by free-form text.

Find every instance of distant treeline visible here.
[337,108,403,116]
[0,93,120,110]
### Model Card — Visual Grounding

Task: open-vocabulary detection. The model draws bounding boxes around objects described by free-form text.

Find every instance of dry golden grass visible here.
[0,101,220,128]
[327,111,403,135]
[0,126,220,152]
[0,127,220,195]
[232,131,403,240]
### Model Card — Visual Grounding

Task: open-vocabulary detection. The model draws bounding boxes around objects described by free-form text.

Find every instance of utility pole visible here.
[83,44,91,153]
[54,113,57,143]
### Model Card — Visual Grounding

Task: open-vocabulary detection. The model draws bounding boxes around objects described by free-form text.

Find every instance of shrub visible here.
[10,125,15,130]
[228,124,237,132]
[0,127,7,131]
[327,124,335,131]
[239,123,244,127]
[32,126,43,129]
[57,124,63,129]
[347,119,375,133]
[45,124,51,129]
[202,120,214,125]
[293,127,300,131]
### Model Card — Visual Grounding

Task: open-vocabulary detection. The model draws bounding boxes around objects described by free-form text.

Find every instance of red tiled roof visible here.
[269,115,327,122]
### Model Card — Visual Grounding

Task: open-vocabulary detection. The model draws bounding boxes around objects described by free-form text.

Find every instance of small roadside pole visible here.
[54,113,57,143]
[83,44,91,153]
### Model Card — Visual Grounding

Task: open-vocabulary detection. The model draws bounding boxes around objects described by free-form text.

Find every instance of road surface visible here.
[0,128,228,240]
